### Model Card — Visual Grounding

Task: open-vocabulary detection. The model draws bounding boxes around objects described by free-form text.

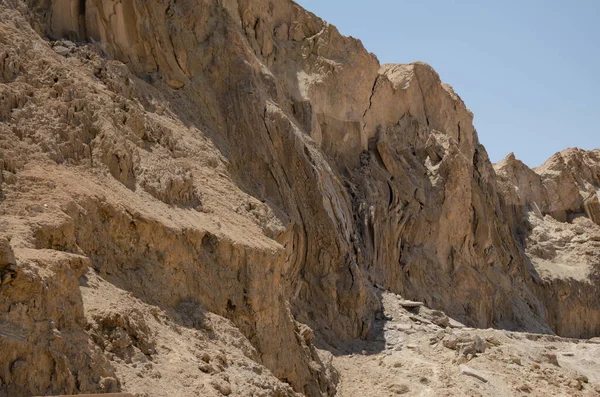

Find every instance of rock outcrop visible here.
[495,149,600,338]
[584,190,600,225]
[0,1,599,396]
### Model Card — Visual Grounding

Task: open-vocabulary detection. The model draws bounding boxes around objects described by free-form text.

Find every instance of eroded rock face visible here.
[0,0,599,396]
[584,191,600,225]
[496,150,600,339]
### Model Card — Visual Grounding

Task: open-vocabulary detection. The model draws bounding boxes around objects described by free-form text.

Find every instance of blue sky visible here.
[294,0,599,167]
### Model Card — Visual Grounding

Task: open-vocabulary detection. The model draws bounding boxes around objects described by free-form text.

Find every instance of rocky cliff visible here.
[495,149,600,339]
[0,1,599,396]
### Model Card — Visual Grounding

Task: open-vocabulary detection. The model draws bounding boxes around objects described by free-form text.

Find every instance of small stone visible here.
[561,352,574,357]
[576,374,589,383]
[542,353,560,366]
[568,379,583,390]
[485,337,502,347]
[211,381,232,396]
[388,384,409,394]
[396,323,412,332]
[431,312,450,328]
[517,384,532,393]
[61,40,76,48]
[443,334,459,350]
[448,318,466,329]
[361,350,367,356]
[398,300,424,308]
[460,365,488,383]
[53,46,70,56]
[167,79,185,89]
[510,357,522,366]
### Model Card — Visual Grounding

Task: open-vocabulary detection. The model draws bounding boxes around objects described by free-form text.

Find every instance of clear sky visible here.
[294,0,599,167]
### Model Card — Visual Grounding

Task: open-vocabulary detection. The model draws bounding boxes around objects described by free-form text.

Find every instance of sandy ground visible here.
[327,292,600,397]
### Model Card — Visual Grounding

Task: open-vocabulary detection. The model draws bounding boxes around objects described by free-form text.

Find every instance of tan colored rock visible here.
[1,1,600,397]
[0,237,15,267]
[494,152,549,211]
[52,45,70,56]
[584,190,600,225]
[460,365,489,383]
[534,148,600,221]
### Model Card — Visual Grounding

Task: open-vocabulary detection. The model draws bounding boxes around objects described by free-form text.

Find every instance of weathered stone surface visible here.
[584,191,600,225]
[494,152,549,211]
[443,333,486,357]
[0,1,599,396]
[535,148,600,221]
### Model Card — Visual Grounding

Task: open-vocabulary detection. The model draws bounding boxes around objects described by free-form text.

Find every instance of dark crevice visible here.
[362,74,380,132]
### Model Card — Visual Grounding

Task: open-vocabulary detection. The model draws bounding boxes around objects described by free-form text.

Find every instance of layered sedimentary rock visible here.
[585,191,600,225]
[0,0,599,396]
[495,149,600,338]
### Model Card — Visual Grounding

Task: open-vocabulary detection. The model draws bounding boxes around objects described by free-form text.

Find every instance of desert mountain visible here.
[0,1,599,396]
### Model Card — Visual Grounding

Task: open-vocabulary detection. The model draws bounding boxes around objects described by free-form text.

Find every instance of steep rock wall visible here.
[1,0,600,396]
[496,150,600,338]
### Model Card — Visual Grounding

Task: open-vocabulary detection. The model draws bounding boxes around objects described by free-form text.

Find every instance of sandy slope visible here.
[329,292,600,396]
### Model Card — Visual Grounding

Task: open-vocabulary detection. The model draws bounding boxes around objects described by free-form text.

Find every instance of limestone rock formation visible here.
[494,152,549,213]
[584,190,600,225]
[0,0,599,396]
[494,149,600,338]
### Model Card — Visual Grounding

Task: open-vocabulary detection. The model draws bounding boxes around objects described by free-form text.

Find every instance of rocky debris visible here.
[46,395,134,397]
[443,333,486,358]
[525,213,600,338]
[422,309,451,328]
[336,292,600,396]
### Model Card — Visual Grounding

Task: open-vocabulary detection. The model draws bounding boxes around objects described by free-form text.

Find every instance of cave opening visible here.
[77,0,87,41]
